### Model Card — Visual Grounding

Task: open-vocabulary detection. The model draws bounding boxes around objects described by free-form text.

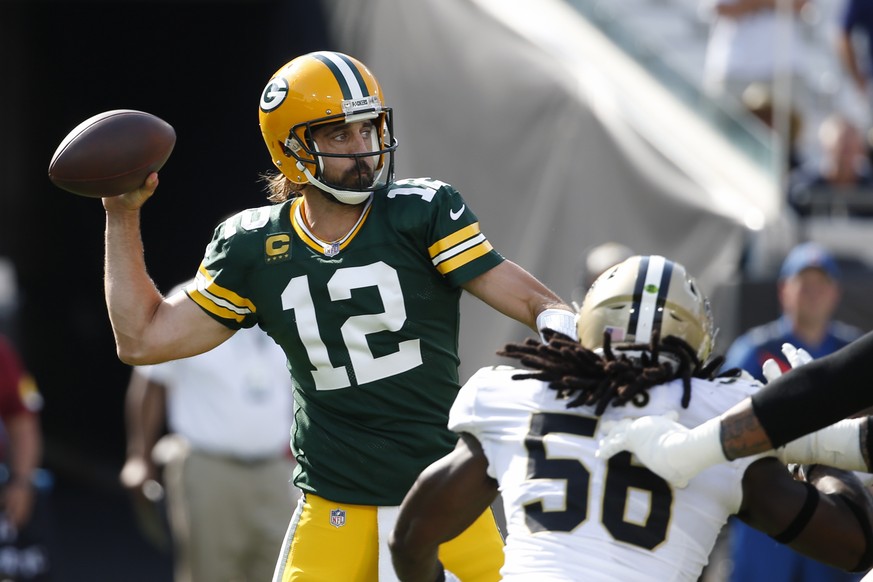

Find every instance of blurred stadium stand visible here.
[559,0,873,343]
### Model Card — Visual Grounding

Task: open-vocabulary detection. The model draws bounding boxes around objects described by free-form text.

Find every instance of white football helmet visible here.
[577,255,715,361]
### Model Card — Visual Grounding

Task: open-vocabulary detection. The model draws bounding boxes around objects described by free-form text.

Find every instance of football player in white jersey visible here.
[390,255,873,582]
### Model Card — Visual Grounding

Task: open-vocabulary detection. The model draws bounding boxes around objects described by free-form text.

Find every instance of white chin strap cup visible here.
[301,165,372,205]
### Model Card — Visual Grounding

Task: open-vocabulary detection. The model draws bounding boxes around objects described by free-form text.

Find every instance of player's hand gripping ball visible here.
[48,109,176,198]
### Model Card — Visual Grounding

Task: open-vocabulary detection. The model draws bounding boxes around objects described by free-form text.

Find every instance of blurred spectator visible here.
[0,334,50,582]
[742,81,805,170]
[120,290,298,582]
[570,241,635,306]
[722,241,864,582]
[835,0,873,142]
[701,0,810,105]
[788,113,873,217]
[836,0,873,103]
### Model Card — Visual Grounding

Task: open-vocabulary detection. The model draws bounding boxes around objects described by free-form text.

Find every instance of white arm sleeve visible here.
[776,418,868,471]
[598,414,727,488]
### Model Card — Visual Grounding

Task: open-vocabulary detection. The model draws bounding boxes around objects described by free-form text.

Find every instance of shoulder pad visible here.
[219,204,286,237]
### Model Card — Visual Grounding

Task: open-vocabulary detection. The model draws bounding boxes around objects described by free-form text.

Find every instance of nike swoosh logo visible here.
[449,204,466,220]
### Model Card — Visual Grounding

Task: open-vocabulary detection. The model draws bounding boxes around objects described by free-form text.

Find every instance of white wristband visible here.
[776,418,866,471]
[536,308,577,342]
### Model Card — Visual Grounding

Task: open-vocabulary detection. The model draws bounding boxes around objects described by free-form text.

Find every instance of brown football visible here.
[48,109,176,198]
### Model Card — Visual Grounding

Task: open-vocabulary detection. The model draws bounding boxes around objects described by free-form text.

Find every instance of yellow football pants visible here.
[273,493,504,581]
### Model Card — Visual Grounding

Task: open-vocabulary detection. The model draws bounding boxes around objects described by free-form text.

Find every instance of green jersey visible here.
[187,177,504,505]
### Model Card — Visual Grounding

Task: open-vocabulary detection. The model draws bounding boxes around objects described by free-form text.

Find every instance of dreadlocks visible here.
[498,329,725,415]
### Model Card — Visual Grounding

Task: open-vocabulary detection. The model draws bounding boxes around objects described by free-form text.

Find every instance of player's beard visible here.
[318,157,377,206]
[341,157,376,189]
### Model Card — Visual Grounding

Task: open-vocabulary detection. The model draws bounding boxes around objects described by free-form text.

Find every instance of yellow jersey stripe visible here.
[291,197,373,254]
[434,241,493,275]
[187,266,256,317]
[187,289,246,323]
[290,199,323,253]
[346,204,372,240]
[427,223,481,258]
[431,233,488,268]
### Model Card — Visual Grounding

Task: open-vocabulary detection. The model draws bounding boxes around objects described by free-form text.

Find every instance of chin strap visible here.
[298,163,372,205]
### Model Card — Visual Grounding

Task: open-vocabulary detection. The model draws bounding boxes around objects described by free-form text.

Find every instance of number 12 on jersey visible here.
[281,264,423,391]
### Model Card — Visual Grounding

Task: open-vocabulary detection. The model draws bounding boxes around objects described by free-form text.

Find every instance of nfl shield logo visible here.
[330,508,346,528]
[324,242,340,257]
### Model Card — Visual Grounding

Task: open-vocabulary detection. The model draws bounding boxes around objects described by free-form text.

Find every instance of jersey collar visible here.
[290,196,373,257]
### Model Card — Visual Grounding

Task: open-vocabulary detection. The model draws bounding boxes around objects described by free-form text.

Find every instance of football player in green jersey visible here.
[101,51,575,582]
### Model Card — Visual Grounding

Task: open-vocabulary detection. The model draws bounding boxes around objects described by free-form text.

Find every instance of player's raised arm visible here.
[103,173,233,365]
[47,109,231,364]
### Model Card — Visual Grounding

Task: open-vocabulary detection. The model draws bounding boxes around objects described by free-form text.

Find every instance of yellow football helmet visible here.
[577,255,714,361]
[258,51,397,204]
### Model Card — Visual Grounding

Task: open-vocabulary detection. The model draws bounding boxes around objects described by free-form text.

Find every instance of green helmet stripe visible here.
[312,51,371,101]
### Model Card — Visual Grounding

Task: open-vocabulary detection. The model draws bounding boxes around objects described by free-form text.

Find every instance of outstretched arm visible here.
[700,335,873,459]
[463,260,575,339]
[599,333,873,486]
[740,459,873,572]
[390,433,499,582]
[599,404,873,488]
[718,399,774,458]
[103,173,233,364]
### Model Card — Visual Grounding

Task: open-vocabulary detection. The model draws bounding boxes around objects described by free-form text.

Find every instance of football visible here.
[48,109,176,198]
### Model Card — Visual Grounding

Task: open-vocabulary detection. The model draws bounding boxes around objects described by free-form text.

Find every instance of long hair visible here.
[260,171,303,203]
[498,329,725,415]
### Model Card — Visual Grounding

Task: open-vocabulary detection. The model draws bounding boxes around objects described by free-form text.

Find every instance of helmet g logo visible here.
[260,78,288,112]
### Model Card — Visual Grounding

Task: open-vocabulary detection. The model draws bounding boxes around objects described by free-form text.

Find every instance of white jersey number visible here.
[281,262,423,390]
[524,412,673,549]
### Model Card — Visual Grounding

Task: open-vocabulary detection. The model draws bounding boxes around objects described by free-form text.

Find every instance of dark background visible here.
[0,1,331,579]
